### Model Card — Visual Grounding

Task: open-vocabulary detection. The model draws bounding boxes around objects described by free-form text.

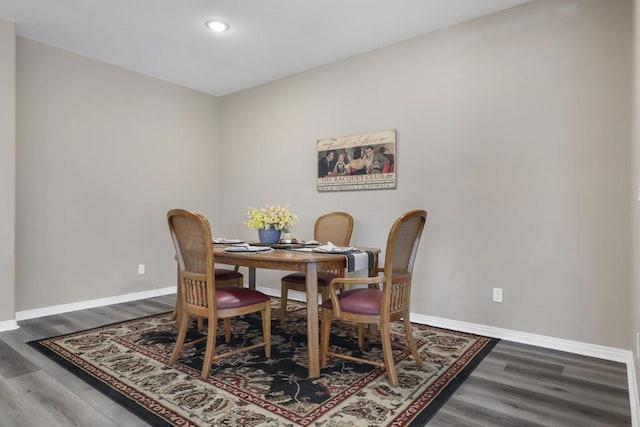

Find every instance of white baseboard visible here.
[626,356,640,427]
[4,285,638,426]
[13,286,176,323]
[279,287,632,359]
[410,312,630,363]
[0,319,19,332]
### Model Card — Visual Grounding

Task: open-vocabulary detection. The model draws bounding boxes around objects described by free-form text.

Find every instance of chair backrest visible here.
[314,212,354,246]
[167,209,216,314]
[382,210,427,314]
[384,210,427,275]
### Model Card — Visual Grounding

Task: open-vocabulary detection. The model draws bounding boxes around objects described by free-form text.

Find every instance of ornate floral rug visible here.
[29,299,498,426]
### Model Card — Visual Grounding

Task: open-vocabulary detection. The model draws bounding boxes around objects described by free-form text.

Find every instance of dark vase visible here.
[258,229,281,244]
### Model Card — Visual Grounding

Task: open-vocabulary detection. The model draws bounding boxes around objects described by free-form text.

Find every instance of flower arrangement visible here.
[245,204,298,231]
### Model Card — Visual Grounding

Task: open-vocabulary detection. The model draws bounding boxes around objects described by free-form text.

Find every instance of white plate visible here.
[224,245,271,253]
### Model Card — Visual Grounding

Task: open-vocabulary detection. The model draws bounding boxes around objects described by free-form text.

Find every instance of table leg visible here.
[248,267,256,290]
[305,262,320,378]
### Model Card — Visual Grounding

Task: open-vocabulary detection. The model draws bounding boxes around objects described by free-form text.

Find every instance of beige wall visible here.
[15,37,222,310]
[0,18,15,322]
[632,0,640,392]
[220,0,632,348]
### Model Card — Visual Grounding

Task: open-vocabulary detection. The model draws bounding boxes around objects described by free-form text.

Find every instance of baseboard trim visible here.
[626,355,640,427]
[14,286,176,322]
[273,288,629,360]
[411,313,630,363]
[0,319,19,332]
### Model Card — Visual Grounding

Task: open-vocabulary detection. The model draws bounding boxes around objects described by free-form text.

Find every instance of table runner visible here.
[290,248,375,272]
[344,250,376,272]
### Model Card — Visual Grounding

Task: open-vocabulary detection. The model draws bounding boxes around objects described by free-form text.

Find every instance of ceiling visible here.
[0,0,531,96]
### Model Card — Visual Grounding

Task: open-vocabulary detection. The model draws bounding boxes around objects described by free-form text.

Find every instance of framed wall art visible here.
[317,129,396,192]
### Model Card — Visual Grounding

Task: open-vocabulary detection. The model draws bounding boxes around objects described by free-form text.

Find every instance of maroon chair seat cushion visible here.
[281,271,340,287]
[321,288,382,315]
[216,288,270,309]
[214,268,243,280]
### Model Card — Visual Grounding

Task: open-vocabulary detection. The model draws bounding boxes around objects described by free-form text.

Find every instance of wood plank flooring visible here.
[429,341,631,426]
[0,295,631,426]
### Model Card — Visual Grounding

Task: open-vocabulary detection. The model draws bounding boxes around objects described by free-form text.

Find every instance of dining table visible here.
[213,244,380,378]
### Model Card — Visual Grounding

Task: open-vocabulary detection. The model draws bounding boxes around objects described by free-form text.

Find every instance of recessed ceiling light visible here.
[205,20,229,33]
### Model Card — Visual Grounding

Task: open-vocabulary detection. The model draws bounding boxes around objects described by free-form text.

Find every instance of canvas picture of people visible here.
[317,129,396,192]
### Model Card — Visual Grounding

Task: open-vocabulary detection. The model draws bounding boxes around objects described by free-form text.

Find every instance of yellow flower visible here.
[245,204,298,230]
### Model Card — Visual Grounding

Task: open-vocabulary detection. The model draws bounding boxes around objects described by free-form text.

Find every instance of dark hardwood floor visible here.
[0,295,632,426]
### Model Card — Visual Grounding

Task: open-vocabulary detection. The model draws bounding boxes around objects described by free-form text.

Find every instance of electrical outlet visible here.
[138,264,145,275]
[492,288,503,303]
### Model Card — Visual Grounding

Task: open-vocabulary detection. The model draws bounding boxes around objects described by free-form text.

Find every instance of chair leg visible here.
[380,322,398,387]
[170,311,189,364]
[280,281,289,323]
[403,314,422,366]
[262,302,271,358]
[170,261,180,321]
[201,316,217,379]
[320,288,329,304]
[321,309,332,367]
[224,318,231,343]
[357,323,365,349]
[197,317,204,332]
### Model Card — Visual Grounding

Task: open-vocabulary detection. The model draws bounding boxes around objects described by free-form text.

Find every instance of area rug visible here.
[28,299,498,426]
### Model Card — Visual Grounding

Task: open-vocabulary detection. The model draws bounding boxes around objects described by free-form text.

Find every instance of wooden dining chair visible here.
[169,220,244,323]
[320,210,427,387]
[168,214,247,333]
[279,211,354,322]
[167,209,271,379]
[203,212,245,289]
[170,264,243,320]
